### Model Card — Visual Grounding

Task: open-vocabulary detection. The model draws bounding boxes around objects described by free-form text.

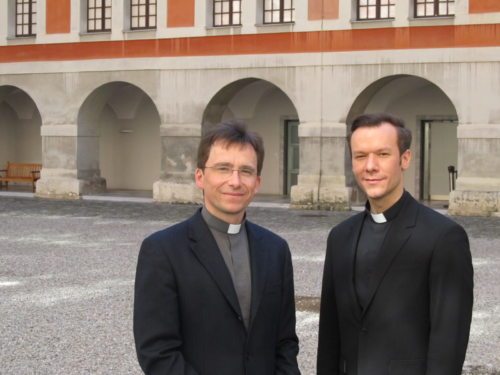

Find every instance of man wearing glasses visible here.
[134,120,301,375]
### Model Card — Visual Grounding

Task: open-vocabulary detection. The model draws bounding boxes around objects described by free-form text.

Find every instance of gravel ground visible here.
[0,196,498,374]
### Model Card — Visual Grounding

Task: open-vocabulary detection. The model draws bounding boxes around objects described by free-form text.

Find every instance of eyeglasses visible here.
[204,164,257,179]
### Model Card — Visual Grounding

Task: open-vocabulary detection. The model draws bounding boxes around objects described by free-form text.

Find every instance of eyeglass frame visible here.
[203,163,258,179]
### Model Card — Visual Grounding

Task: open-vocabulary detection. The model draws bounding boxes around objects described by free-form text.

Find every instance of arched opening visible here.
[0,85,42,191]
[202,78,300,196]
[346,75,458,204]
[78,82,161,195]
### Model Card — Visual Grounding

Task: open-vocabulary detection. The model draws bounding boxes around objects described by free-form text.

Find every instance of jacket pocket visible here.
[389,359,426,375]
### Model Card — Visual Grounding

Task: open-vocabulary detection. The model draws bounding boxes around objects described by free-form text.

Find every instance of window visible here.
[88,0,112,32]
[213,0,241,26]
[357,0,395,20]
[415,0,454,17]
[130,0,156,30]
[15,0,36,37]
[263,0,294,24]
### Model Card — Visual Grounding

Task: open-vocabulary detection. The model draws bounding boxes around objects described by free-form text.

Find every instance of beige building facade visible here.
[0,0,499,215]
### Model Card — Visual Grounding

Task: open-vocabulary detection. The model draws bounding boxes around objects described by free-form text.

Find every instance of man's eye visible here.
[355,155,366,160]
[239,168,255,177]
[216,166,232,173]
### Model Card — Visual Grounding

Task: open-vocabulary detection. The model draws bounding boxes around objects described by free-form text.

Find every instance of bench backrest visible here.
[6,162,42,178]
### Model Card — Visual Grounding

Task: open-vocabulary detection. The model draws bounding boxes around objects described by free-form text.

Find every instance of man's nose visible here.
[365,154,378,171]
[227,170,242,186]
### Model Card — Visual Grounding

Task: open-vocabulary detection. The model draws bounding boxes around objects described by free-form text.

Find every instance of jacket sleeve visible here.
[317,231,340,375]
[275,243,301,375]
[426,224,474,375]
[133,236,199,375]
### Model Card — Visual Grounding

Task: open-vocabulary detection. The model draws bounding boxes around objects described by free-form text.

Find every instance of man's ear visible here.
[401,149,411,171]
[195,168,204,190]
[253,175,261,194]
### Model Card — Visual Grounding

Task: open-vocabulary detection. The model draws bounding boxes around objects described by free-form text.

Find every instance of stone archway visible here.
[202,78,300,196]
[0,85,42,190]
[346,74,458,205]
[77,81,161,194]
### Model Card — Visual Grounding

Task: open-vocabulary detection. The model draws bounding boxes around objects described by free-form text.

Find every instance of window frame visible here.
[87,0,112,33]
[15,0,37,37]
[357,0,395,21]
[414,0,455,18]
[263,0,295,24]
[130,0,157,30]
[213,0,242,27]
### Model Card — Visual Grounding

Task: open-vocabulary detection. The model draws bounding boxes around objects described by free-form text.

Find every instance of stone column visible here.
[449,124,500,216]
[291,122,350,210]
[153,123,203,203]
[36,125,105,199]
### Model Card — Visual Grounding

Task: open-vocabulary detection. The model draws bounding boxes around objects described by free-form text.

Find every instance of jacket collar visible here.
[187,209,268,331]
[361,192,419,318]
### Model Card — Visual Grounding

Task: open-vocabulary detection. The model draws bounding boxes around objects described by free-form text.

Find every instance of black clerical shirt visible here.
[354,191,410,310]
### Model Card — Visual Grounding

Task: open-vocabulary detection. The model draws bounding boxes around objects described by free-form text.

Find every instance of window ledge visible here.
[255,22,295,33]
[350,19,394,29]
[123,28,157,34]
[122,28,158,40]
[6,35,37,45]
[79,30,111,36]
[205,25,242,30]
[410,15,455,21]
[205,25,243,36]
[255,22,295,27]
[408,15,455,26]
[78,31,112,41]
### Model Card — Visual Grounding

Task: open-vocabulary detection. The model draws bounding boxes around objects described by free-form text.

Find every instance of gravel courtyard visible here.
[0,196,498,374]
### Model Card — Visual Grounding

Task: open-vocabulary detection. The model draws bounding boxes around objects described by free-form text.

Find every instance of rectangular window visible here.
[357,0,395,20]
[15,0,36,37]
[131,0,157,30]
[213,0,241,26]
[88,0,112,32]
[415,0,454,17]
[263,0,295,24]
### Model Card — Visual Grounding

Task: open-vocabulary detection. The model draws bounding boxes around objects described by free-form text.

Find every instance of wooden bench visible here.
[0,162,42,192]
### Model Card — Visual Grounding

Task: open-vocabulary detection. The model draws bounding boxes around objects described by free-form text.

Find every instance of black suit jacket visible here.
[317,193,473,375]
[134,209,300,375]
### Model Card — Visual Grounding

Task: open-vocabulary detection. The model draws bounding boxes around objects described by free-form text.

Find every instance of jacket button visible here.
[361,327,368,333]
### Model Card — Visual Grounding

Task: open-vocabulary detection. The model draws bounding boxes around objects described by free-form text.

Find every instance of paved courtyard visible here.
[0,195,499,374]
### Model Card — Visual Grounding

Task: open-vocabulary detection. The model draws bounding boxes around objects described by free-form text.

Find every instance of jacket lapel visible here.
[346,214,365,321]
[361,196,419,318]
[188,210,242,318]
[246,222,268,328]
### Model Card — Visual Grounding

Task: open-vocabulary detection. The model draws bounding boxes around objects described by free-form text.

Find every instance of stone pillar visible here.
[153,123,203,203]
[36,125,105,199]
[291,122,350,210]
[448,124,500,216]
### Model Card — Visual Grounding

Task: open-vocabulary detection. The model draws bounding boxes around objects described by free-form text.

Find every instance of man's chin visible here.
[363,188,384,200]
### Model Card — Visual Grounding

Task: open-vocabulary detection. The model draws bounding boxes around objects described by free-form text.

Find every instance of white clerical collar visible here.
[227,223,241,234]
[201,206,243,234]
[370,212,387,224]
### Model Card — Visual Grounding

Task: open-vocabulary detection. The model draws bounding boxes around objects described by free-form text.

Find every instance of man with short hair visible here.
[134,120,300,375]
[317,113,473,375]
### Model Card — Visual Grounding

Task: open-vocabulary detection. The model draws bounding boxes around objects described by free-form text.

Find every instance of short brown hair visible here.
[348,113,412,155]
[197,120,265,175]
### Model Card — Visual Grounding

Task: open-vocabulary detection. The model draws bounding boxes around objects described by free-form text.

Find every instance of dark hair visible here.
[197,120,265,175]
[348,113,412,155]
